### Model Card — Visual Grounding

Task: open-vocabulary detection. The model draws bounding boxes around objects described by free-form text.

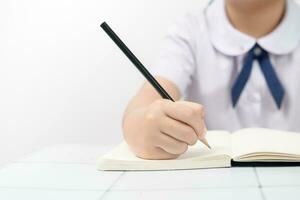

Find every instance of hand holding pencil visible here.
[100,22,210,159]
[123,98,209,159]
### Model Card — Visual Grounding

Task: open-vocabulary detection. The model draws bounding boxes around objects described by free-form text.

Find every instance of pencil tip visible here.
[201,138,211,149]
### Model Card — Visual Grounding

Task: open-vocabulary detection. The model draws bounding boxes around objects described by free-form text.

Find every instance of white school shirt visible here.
[149,0,300,132]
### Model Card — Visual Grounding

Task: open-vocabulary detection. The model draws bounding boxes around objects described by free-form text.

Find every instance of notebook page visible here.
[179,131,231,159]
[101,131,231,161]
[231,128,300,160]
[98,131,232,170]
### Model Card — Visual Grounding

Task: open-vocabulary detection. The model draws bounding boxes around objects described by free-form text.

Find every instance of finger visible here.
[159,116,198,145]
[155,132,188,155]
[151,148,179,160]
[177,101,207,138]
[198,117,207,139]
[135,146,179,160]
[162,101,205,138]
[177,101,205,117]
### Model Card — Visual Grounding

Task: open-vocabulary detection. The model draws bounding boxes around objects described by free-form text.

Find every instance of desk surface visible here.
[0,144,299,200]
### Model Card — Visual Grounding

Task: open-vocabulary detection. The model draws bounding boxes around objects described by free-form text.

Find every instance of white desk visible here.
[0,144,299,200]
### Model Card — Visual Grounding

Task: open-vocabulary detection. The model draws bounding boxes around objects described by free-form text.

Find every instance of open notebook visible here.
[97,128,300,171]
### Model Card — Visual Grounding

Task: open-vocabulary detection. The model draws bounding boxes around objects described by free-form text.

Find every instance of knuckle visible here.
[191,105,204,119]
[166,120,176,130]
[144,113,157,123]
[194,104,204,114]
[202,107,205,116]
[184,107,195,118]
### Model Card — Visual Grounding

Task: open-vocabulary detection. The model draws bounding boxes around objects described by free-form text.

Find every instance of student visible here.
[122,0,300,159]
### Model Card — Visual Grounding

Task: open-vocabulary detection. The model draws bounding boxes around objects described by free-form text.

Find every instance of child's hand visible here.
[123,99,206,159]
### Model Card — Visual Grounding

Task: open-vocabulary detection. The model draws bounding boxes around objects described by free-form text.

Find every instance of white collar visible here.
[205,0,300,56]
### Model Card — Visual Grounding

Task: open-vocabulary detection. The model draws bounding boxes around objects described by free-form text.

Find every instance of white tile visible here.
[263,186,300,200]
[102,188,262,200]
[256,167,300,186]
[0,188,104,200]
[112,168,258,190]
[0,163,122,190]
[17,144,113,164]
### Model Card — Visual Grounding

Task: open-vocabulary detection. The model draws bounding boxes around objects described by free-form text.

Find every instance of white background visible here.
[0,0,209,166]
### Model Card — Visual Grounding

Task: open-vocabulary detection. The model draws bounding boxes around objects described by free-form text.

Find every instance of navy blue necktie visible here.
[231,44,285,109]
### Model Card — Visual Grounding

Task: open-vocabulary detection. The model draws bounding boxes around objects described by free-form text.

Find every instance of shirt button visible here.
[247,93,261,103]
[253,47,262,56]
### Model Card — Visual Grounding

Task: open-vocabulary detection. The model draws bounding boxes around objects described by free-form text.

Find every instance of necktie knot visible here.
[231,43,285,109]
[251,44,266,60]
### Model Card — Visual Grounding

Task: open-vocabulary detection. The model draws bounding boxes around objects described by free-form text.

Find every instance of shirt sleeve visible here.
[149,14,196,96]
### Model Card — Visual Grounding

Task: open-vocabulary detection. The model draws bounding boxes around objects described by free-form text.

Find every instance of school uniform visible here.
[149,0,300,132]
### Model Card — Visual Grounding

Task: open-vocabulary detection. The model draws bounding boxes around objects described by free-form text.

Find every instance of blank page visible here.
[231,128,300,160]
[98,131,231,170]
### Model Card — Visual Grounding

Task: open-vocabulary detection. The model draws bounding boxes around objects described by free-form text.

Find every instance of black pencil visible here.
[100,22,174,101]
[100,22,211,149]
